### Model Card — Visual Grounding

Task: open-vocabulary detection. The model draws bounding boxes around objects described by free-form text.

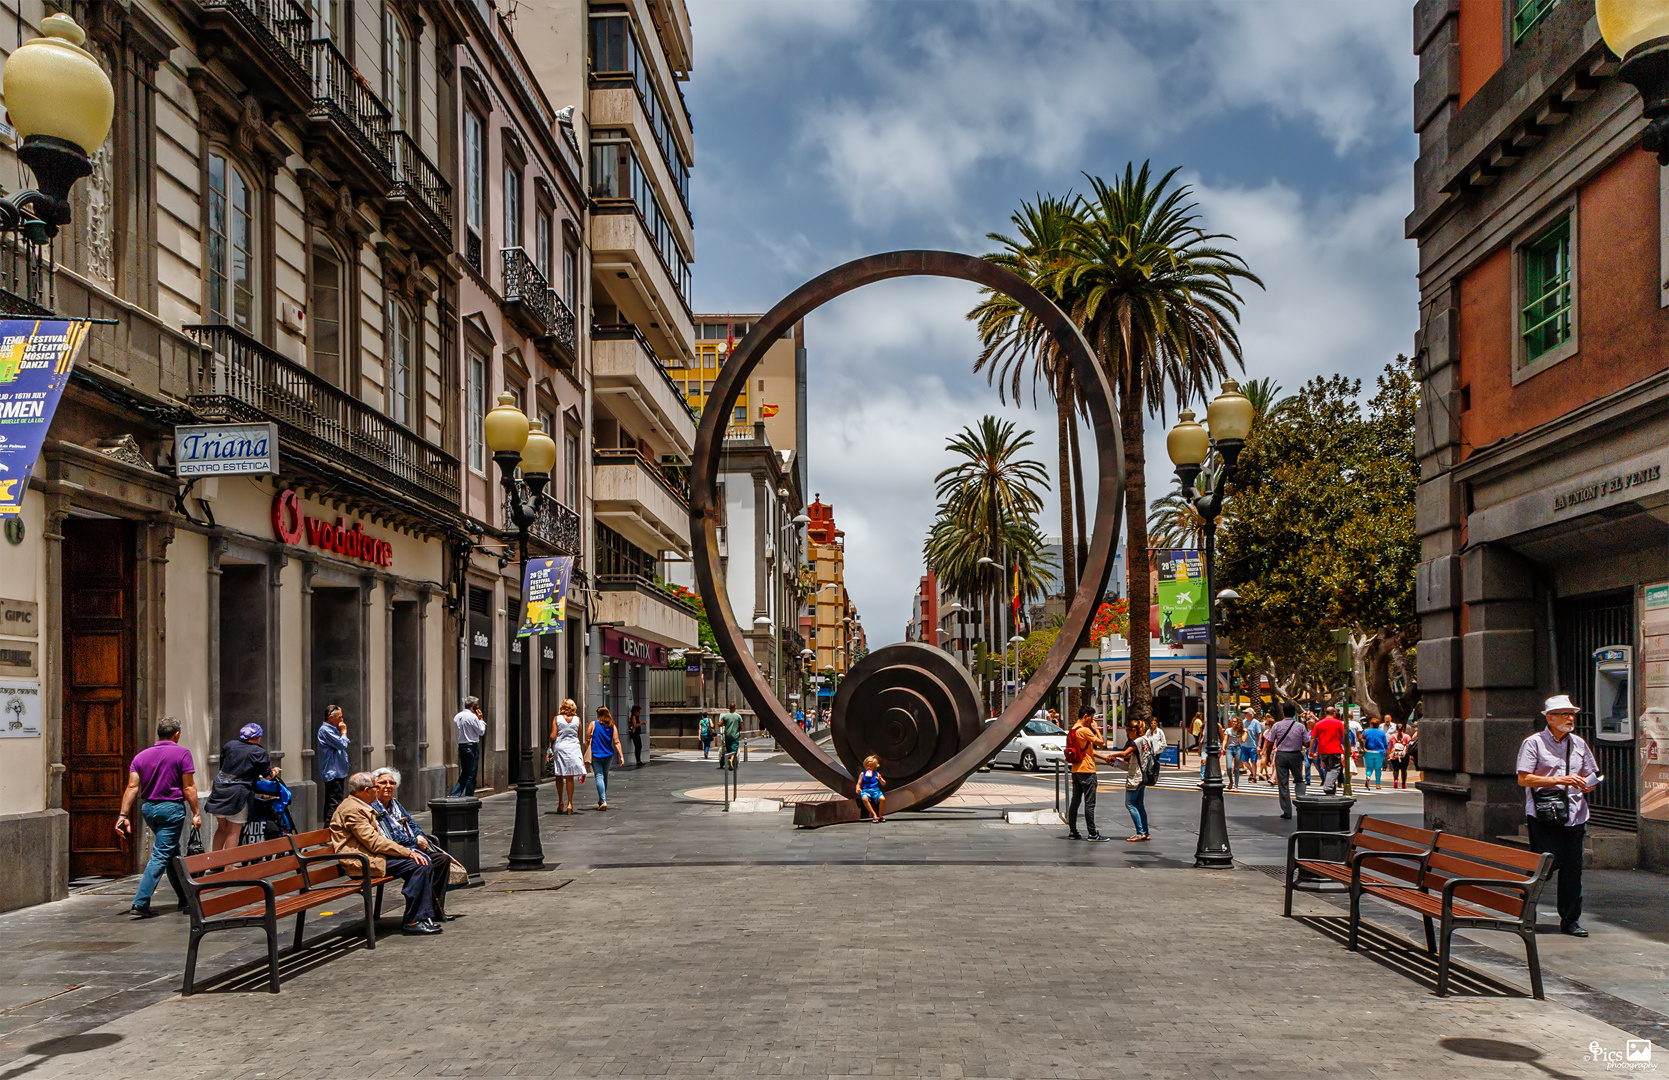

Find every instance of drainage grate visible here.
[1243,864,1287,880]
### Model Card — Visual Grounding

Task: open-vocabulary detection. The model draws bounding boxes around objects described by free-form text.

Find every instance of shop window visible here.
[467,350,487,473]
[309,243,344,386]
[206,150,256,331]
[1516,209,1577,382]
[1513,0,1559,42]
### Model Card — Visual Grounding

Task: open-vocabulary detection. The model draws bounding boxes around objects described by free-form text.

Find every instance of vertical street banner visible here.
[518,555,574,638]
[1155,549,1209,645]
[0,319,94,516]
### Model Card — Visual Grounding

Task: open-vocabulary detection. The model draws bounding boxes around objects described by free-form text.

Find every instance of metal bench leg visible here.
[374,883,385,921]
[1347,885,1361,951]
[1522,930,1544,1000]
[1435,914,1454,998]
[363,882,377,950]
[292,909,307,955]
[1422,916,1436,954]
[182,929,204,996]
[264,916,281,994]
[1283,863,1295,917]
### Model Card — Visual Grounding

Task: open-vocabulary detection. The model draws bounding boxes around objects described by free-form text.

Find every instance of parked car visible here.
[983,718,1067,771]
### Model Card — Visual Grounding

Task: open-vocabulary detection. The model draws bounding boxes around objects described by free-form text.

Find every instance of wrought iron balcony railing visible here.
[545,289,577,364]
[520,496,581,555]
[501,248,553,338]
[195,0,312,93]
[185,323,458,511]
[388,129,453,242]
[307,38,394,179]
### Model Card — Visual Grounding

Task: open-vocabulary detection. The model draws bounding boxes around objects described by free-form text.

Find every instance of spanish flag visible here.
[760,404,780,418]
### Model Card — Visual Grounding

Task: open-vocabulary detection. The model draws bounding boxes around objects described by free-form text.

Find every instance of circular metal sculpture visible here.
[689,251,1124,826]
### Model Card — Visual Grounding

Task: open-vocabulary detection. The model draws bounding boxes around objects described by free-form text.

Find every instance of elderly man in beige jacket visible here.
[329,771,445,936]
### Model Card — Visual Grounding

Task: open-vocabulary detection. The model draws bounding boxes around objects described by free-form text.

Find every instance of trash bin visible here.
[428,796,484,887]
[1292,794,1355,884]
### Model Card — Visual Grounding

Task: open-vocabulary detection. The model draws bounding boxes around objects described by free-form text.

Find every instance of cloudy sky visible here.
[683,0,1420,643]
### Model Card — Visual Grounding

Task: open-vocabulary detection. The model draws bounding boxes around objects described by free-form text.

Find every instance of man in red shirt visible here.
[1311,707,1348,794]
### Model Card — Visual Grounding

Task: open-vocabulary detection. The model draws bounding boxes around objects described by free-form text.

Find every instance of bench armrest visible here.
[1438,875,1537,915]
[1285,829,1354,865]
[182,877,278,920]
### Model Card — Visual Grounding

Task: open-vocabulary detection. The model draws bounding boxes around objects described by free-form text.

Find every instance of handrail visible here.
[593,323,697,420]
[595,573,700,616]
[593,446,690,507]
[514,494,580,554]
[199,0,312,78]
[389,129,453,236]
[501,248,553,334]
[307,37,394,177]
[545,289,577,358]
[184,323,458,510]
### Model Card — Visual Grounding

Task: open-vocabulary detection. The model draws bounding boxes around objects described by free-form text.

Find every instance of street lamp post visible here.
[0,13,114,243]
[1166,380,1255,870]
[1597,2,1669,162]
[484,391,556,872]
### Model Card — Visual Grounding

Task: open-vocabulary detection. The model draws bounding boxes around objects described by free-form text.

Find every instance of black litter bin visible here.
[428,796,484,887]
[1292,794,1355,885]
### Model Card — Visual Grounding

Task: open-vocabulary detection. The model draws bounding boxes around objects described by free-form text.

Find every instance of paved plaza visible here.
[1,754,1664,1079]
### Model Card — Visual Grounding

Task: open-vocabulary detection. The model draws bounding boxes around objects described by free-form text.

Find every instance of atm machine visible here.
[1593,646,1633,742]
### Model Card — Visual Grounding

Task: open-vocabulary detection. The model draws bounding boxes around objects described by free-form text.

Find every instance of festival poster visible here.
[518,555,573,638]
[0,319,93,516]
[1155,549,1209,645]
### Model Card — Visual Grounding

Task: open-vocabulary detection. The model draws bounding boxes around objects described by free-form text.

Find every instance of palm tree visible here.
[1146,476,1209,549]
[1241,376,1287,422]
[1055,162,1262,728]
[970,195,1087,600]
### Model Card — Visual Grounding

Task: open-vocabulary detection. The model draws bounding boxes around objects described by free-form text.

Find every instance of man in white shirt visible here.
[1518,695,1600,937]
[449,696,486,797]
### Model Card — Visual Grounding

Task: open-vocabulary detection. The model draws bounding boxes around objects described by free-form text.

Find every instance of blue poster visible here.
[0,319,93,516]
[518,555,573,638]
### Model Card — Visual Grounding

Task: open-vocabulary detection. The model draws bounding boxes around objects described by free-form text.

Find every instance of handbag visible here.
[1531,738,1572,825]
[185,825,205,857]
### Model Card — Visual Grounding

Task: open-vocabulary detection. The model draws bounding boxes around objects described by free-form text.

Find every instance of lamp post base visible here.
[506,746,545,871]
[1194,774,1234,869]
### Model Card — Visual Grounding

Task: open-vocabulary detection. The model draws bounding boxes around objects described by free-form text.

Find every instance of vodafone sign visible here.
[271,489,394,567]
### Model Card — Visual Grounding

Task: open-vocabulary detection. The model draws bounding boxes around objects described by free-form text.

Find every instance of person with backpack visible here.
[1064,706,1113,842]
[1109,717,1158,842]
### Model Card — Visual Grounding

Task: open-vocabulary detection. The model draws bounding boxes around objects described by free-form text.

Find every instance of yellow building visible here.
[687,316,805,481]
[806,495,859,675]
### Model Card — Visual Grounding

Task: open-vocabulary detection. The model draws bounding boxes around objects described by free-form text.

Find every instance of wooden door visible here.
[62,519,136,879]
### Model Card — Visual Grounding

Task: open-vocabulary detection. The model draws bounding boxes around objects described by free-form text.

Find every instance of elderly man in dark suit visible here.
[329,771,444,936]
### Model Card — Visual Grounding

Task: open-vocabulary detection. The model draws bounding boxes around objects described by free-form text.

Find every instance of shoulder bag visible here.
[1531,738,1572,826]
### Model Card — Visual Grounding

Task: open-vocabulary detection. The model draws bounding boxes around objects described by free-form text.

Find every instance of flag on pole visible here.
[1011,560,1022,626]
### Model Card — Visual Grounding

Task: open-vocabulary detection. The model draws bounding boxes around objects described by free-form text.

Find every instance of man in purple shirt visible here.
[1518,695,1600,937]
[115,717,201,918]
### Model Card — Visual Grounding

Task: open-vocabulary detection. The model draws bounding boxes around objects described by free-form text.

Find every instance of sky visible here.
[682,0,1420,644]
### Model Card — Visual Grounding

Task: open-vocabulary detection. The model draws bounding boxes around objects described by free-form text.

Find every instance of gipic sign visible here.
[271,489,393,567]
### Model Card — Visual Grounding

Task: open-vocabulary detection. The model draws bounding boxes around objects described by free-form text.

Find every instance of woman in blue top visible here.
[586,706,624,810]
[1360,718,1390,791]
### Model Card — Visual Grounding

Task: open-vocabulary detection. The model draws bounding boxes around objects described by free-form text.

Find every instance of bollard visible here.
[427,796,484,886]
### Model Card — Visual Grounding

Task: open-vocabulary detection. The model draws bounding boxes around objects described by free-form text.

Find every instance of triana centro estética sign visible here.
[270,489,393,567]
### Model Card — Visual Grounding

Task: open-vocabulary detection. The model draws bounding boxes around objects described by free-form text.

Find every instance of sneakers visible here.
[1065,833,1084,841]
[1560,922,1589,937]
[1086,834,1110,843]
[128,905,159,919]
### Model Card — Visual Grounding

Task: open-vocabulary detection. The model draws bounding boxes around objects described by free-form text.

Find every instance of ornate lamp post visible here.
[483,391,556,871]
[1166,379,1255,869]
[0,13,115,242]
[1597,1,1669,163]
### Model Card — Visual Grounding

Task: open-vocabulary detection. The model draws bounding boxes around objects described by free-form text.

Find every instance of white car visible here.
[983,718,1067,771]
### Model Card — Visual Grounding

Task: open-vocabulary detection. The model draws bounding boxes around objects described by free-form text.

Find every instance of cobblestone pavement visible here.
[1,755,1663,1079]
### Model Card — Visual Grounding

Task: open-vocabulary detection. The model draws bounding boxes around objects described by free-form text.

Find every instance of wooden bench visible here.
[1283,816,1439,916]
[1353,832,1553,999]
[173,829,393,994]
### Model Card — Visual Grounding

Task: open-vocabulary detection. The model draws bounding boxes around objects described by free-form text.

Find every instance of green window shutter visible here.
[1513,0,1560,42]
[1521,216,1572,363]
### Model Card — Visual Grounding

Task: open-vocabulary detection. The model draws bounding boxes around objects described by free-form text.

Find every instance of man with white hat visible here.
[1517,694,1600,937]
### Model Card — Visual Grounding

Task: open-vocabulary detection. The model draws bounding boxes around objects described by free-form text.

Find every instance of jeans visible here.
[450,743,480,797]
[701,733,711,758]
[1226,748,1242,787]
[593,754,614,803]
[1274,751,1307,817]
[1067,771,1098,837]
[630,731,643,766]
[1124,784,1148,836]
[1363,751,1385,786]
[1526,817,1585,926]
[133,799,187,909]
[321,776,347,824]
[385,851,448,925]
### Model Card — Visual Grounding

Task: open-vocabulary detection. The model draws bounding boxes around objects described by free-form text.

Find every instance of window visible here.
[467,350,487,472]
[587,13,689,208]
[383,6,412,132]
[588,132,691,302]
[535,206,553,282]
[1521,215,1571,364]
[309,243,344,386]
[207,152,256,331]
[387,300,414,427]
[463,110,485,271]
[564,431,579,508]
[311,0,343,44]
[562,244,578,312]
[1513,0,1560,42]
[732,406,746,425]
[503,161,522,251]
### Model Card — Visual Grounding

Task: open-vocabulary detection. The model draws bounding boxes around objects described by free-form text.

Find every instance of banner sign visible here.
[1155,549,1209,645]
[175,422,278,476]
[0,319,93,516]
[0,680,42,738]
[602,628,668,668]
[517,556,573,638]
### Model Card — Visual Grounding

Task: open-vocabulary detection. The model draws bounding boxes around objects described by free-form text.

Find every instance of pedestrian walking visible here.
[1388,725,1413,788]
[449,696,485,797]
[316,705,351,824]
[1518,695,1600,937]
[203,723,277,850]
[1108,718,1155,842]
[586,706,624,810]
[1361,717,1389,790]
[1313,708,1348,794]
[1268,704,1309,819]
[1064,706,1112,842]
[1224,716,1244,790]
[1303,713,1319,785]
[718,702,742,772]
[857,754,886,822]
[113,717,201,917]
[627,704,645,767]
[699,712,714,758]
[549,698,585,814]
[1243,709,1264,783]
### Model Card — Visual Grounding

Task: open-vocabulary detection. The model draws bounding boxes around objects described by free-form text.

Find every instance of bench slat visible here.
[179,836,295,876]
[1359,819,1438,845]
[1435,833,1546,872]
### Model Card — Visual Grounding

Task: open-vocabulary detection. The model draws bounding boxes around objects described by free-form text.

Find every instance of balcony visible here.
[517,496,581,556]
[544,290,577,369]
[501,248,553,340]
[193,0,313,113]
[185,324,459,514]
[592,447,691,557]
[387,130,453,256]
[591,210,693,364]
[593,324,696,461]
[595,576,699,648]
[306,38,394,191]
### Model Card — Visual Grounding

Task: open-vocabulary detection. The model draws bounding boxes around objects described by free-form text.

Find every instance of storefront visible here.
[597,628,667,737]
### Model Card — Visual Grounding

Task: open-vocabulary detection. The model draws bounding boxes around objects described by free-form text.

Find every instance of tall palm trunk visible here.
[1121,367,1151,727]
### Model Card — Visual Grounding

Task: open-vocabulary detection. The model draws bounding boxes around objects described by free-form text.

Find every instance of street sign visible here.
[174,422,279,476]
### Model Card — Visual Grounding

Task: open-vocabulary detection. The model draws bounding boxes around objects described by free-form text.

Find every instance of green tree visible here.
[1055,162,1263,728]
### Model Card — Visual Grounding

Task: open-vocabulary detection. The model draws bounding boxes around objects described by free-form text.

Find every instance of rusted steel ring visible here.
[688,250,1124,826]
